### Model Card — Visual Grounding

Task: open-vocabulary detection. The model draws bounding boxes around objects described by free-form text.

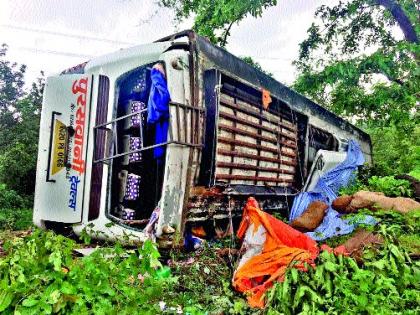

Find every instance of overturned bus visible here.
[34,30,372,246]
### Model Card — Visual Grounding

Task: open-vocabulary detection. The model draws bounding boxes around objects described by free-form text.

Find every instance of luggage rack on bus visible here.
[92,101,204,164]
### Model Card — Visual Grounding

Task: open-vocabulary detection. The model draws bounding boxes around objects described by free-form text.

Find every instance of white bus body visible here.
[34,31,372,246]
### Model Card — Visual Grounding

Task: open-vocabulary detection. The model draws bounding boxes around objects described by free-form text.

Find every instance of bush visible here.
[368,124,420,176]
[0,208,32,230]
[0,184,27,209]
[266,232,420,314]
[0,184,33,230]
[339,175,413,197]
[367,175,413,197]
[0,142,38,197]
[0,230,176,314]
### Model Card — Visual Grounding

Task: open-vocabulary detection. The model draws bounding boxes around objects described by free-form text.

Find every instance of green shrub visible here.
[0,208,33,230]
[0,229,176,314]
[266,232,420,314]
[0,184,27,209]
[408,167,420,181]
[0,184,33,230]
[368,123,420,177]
[339,175,413,197]
[367,175,413,197]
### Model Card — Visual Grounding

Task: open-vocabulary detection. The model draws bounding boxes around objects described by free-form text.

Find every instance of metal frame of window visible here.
[92,101,204,165]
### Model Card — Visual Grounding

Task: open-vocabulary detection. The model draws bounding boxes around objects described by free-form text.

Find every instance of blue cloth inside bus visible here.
[289,139,376,240]
[147,68,171,160]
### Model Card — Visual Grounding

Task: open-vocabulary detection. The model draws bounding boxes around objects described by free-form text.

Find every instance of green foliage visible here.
[0,184,27,209]
[0,184,33,230]
[339,174,413,197]
[327,208,420,255]
[357,209,420,240]
[241,56,273,77]
[339,177,366,196]
[0,44,43,198]
[368,123,420,176]
[409,168,420,181]
[0,208,32,230]
[159,0,277,46]
[0,141,38,197]
[367,175,413,197]
[294,0,419,176]
[0,44,26,111]
[166,244,250,314]
[294,9,419,127]
[0,229,176,314]
[399,234,420,255]
[266,233,420,314]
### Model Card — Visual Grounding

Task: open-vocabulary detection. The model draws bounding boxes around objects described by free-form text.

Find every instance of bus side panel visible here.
[34,74,93,225]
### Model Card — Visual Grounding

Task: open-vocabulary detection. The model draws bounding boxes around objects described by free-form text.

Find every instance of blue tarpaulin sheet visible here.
[289,140,376,241]
[147,68,171,160]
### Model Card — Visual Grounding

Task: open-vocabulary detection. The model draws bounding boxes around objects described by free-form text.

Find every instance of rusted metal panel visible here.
[219,111,297,141]
[216,174,294,183]
[217,162,295,175]
[217,149,297,167]
[218,137,296,158]
[214,81,299,188]
[220,96,297,133]
[218,124,297,149]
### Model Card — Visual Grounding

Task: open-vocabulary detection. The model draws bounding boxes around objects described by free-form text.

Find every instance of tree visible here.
[0,44,26,111]
[0,45,44,198]
[159,0,278,46]
[241,56,273,77]
[293,0,418,125]
[293,0,419,175]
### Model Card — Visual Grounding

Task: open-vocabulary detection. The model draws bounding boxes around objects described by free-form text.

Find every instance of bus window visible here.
[107,63,167,228]
[307,125,338,171]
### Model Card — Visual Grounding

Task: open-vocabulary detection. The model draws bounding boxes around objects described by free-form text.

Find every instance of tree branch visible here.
[375,0,418,43]
[221,21,235,47]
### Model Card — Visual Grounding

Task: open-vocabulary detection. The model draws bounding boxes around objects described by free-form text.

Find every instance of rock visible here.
[347,191,378,211]
[349,191,420,214]
[162,225,176,234]
[290,200,328,232]
[332,195,354,213]
[342,229,383,262]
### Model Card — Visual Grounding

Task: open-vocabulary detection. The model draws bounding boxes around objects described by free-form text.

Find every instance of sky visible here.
[0,0,339,89]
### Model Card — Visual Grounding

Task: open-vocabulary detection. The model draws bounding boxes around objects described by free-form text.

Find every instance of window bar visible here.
[94,140,203,164]
[190,108,193,145]
[175,102,181,141]
[93,103,202,131]
[92,102,204,165]
[183,104,188,143]
[139,106,144,151]
[93,108,147,130]
[112,117,118,158]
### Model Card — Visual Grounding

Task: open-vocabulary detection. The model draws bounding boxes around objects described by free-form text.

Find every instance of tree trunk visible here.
[375,0,418,43]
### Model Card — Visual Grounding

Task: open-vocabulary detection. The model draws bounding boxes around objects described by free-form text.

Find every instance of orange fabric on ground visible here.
[233,197,318,308]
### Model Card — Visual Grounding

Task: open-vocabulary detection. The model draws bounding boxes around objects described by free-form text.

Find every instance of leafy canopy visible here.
[293,0,419,127]
[293,0,419,175]
[159,0,278,46]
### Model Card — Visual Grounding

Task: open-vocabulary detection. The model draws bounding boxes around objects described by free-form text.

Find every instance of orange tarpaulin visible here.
[233,197,319,308]
[262,89,272,109]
